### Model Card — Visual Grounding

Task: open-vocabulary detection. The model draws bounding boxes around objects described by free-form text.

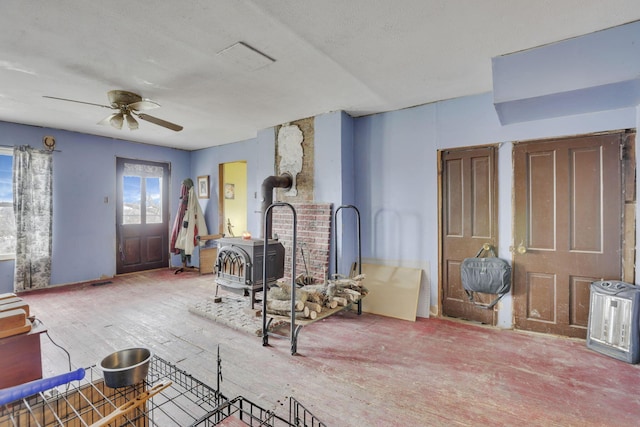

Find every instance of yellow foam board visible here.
[360,263,422,322]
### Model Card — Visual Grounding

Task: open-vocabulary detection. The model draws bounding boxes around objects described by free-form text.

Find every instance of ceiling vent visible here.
[217,42,275,71]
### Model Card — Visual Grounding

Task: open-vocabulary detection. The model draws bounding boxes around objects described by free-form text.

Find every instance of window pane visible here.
[0,154,11,204]
[0,154,15,256]
[146,177,162,224]
[123,175,141,224]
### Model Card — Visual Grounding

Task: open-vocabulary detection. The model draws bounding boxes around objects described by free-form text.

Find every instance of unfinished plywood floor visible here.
[16,269,640,426]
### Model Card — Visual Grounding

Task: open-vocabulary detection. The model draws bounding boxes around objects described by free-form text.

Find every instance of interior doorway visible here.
[218,161,247,237]
[116,158,170,274]
[512,132,632,338]
[440,146,499,325]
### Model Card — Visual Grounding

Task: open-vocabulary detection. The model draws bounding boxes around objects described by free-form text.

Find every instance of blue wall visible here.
[0,121,190,293]
[189,128,275,242]
[493,20,640,124]
[314,111,357,277]
[354,92,638,320]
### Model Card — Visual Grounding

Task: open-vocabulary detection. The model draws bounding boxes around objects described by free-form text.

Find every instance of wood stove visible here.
[215,237,285,308]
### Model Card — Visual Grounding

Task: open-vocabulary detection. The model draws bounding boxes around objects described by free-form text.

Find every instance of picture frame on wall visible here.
[224,183,235,199]
[197,175,210,199]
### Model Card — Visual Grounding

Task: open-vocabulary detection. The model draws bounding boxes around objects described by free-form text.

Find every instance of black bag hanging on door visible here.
[460,244,511,309]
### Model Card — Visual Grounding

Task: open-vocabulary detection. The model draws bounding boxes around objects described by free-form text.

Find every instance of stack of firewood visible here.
[265,274,368,320]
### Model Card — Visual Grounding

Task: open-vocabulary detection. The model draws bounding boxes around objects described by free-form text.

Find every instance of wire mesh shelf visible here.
[0,355,326,426]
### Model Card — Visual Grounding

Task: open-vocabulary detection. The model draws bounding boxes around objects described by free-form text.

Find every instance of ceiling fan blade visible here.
[110,113,124,130]
[98,112,125,129]
[43,95,112,109]
[128,100,160,111]
[136,113,183,132]
[97,113,119,126]
[125,113,139,130]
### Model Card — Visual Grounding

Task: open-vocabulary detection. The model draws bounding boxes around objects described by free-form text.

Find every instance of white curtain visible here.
[13,145,53,291]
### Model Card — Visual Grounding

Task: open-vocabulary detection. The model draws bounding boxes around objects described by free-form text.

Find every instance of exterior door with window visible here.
[512,134,623,338]
[116,158,170,274]
[441,146,498,325]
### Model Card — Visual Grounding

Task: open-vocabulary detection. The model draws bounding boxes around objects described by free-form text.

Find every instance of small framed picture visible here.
[197,175,210,199]
[224,183,235,199]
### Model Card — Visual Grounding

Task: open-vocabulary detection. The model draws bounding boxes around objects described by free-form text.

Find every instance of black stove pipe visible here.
[261,174,292,239]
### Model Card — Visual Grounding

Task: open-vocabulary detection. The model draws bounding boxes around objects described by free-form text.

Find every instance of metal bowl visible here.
[99,348,152,388]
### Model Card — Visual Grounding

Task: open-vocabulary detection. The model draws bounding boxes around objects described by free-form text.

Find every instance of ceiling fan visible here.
[43,90,183,132]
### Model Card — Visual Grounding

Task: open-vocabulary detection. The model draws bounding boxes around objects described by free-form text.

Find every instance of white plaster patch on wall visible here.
[277,124,303,196]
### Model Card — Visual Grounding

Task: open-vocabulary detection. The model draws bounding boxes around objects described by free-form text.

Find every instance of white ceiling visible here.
[1,1,639,151]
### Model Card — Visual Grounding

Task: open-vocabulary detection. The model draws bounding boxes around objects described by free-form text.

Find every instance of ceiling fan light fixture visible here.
[46,90,182,132]
[110,113,124,130]
[125,113,139,130]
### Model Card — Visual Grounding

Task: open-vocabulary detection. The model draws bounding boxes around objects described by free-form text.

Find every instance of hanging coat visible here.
[170,181,189,255]
[174,186,208,255]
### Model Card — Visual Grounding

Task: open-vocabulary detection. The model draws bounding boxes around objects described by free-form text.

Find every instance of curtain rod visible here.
[0,144,62,152]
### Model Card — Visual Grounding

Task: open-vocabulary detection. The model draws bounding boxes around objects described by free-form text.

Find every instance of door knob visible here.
[517,241,527,254]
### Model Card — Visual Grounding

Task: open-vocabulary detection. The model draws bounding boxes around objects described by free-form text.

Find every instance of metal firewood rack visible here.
[0,352,326,426]
[262,202,302,355]
[262,203,363,355]
[333,205,362,315]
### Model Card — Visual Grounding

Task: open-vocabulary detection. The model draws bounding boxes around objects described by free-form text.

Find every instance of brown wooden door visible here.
[513,134,623,338]
[116,158,170,274]
[441,146,498,324]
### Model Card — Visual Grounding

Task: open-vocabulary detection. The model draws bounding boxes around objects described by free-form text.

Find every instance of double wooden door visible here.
[441,133,629,337]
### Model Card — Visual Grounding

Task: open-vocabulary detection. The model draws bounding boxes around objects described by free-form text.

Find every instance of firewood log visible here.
[334,279,354,287]
[304,290,324,304]
[300,284,326,292]
[332,296,348,306]
[278,281,293,292]
[300,284,335,301]
[324,299,338,309]
[304,301,323,313]
[334,279,365,292]
[297,289,309,303]
[267,307,311,318]
[341,288,361,300]
[268,285,308,303]
[268,287,291,301]
[338,293,356,302]
[326,283,336,299]
[342,293,358,302]
[267,299,304,312]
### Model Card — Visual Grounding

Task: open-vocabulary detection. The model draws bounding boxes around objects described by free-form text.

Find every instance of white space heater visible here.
[587,280,640,364]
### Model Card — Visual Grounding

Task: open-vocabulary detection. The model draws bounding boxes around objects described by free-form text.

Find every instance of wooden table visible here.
[0,322,46,389]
